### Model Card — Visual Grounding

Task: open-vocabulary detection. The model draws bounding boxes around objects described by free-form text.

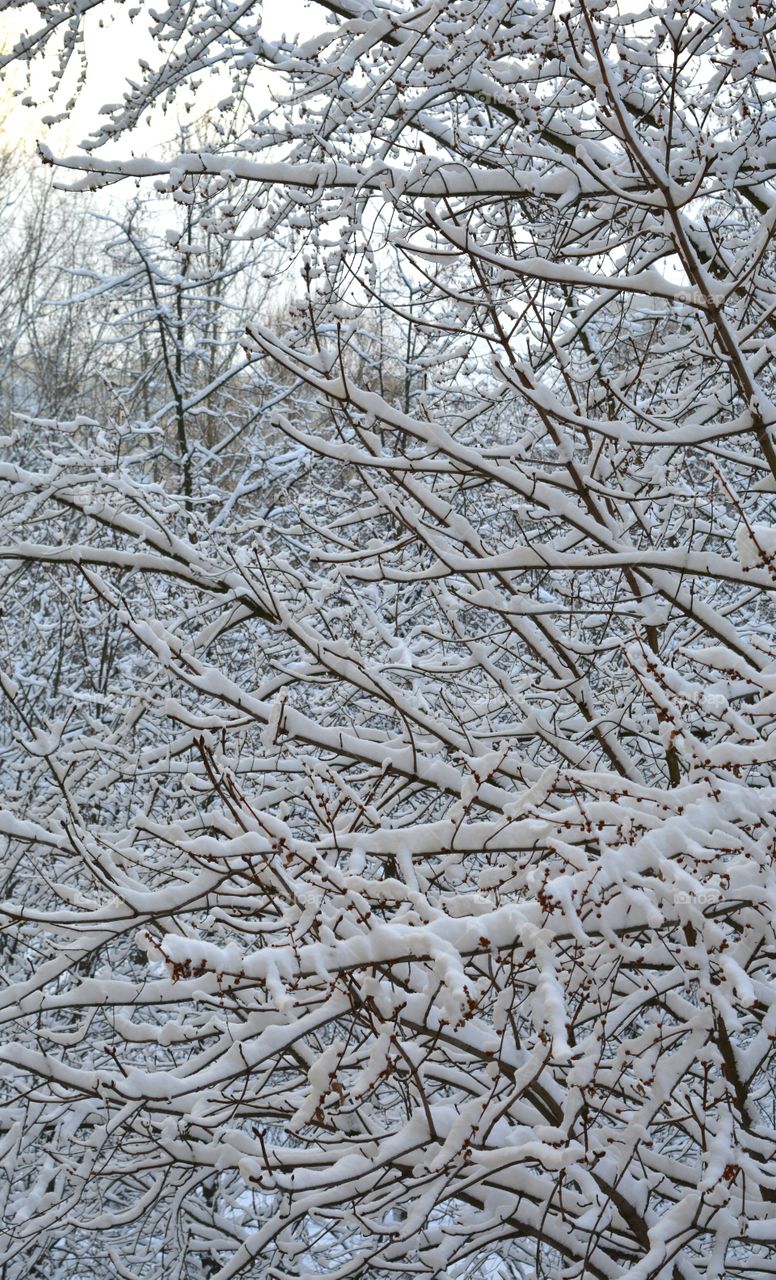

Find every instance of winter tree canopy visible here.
[1,0,776,1276]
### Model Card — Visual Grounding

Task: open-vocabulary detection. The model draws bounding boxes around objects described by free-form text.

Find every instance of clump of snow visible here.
[735,523,776,568]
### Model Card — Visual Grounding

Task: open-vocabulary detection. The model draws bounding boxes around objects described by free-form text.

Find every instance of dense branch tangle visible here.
[2,2,776,1278]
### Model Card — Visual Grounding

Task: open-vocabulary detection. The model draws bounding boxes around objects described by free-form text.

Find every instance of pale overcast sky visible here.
[1,0,316,156]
